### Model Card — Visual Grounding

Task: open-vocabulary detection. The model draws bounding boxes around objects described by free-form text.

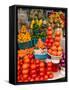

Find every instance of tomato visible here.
[28,77,31,81]
[55,31,61,36]
[54,42,60,47]
[17,65,20,70]
[17,70,21,76]
[46,39,49,43]
[49,38,54,43]
[30,63,36,69]
[23,59,30,63]
[24,55,29,60]
[35,76,40,81]
[46,71,51,75]
[47,67,52,71]
[22,63,29,69]
[31,74,37,78]
[55,37,60,42]
[47,31,52,35]
[18,60,23,65]
[30,59,35,64]
[28,54,34,59]
[40,61,45,67]
[35,59,40,64]
[44,75,48,80]
[48,26,52,31]
[40,76,44,81]
[47,35,52,39]
[48,49,52,54]
[40,67,45,72]
[30,69,36,74]
[22,69,29,74]
[24,79,28,82]
[30,78,34,82]
[48,73,54,79]
[48,43,52,47]
[40,72,44,76]
[23,74,28,79]
[47,62,52,67]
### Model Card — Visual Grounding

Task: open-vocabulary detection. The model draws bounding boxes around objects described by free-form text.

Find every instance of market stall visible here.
[17,8,66,82]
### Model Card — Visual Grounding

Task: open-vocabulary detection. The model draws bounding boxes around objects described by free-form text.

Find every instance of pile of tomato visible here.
[45,27,54,48]
[17,54,60,82]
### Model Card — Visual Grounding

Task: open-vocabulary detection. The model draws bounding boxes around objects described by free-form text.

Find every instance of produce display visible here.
[18,25,31,43]
[17,8,66,83]
[17,57,54,82]
[48,29,63,56]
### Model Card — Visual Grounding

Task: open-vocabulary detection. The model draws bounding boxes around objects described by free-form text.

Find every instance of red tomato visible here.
[30,59,35,64]
[40,72,44,76]
[30,78,34,82]
[31,74,37,78]
[54,42,60,47]
[35,59,40,64]
[23,79,29,82]
[47,31,52,35]
[55,31,61,36]
[23,74,28,79]
[40,61,45,67]
[18,60,23,65]
[47,35,52,39]
[28,77,31,81]
[55,37,60,42]
[40,67,45,72]
[47,67,52,71]
[40,76,44,81]
[28,54,34,59]
[23,59,30,63]
[46,39,49,43]
[22,63,29,69]
[30,69,36,74]
[48,26,52,31]
[22,69,29,74]
[46,71,51,75]
[48,43,52,47]
[17,65,20,70]
[30,64,36,69]
[35,76,40,81]
[47,62,52,67]
[49,38,54,43]
[48,49,52,54]
[48,73,54,79]
[17,70,21,76]
[44,75,48,80]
